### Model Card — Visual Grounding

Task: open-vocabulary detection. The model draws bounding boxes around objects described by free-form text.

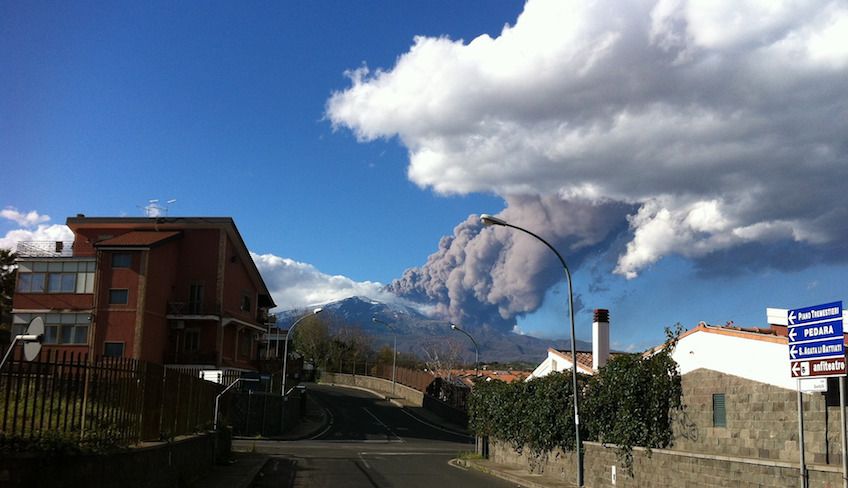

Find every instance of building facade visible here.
[11,216,275,371]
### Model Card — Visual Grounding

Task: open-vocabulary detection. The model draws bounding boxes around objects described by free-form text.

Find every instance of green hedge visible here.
[469,325,683,468]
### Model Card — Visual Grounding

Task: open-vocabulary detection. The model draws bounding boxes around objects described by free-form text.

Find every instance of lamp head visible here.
[480,214,507,227]
[450,323,458,330]
[313,307,323,315]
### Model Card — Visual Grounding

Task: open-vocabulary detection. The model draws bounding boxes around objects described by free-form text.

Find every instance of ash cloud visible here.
[328,0,848,280]
[388,195,631,332]
[331,0,848,331]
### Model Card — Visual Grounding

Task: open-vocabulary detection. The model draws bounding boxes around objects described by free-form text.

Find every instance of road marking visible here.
[362,407,405,443]
[398,408,473,439]
[310,406,335,440]
[358,452,371,469]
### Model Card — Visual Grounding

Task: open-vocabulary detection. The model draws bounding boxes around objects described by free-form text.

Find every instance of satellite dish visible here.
[23,316,44,361]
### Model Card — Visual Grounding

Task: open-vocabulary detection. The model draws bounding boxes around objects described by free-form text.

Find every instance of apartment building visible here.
[11,216,275,371]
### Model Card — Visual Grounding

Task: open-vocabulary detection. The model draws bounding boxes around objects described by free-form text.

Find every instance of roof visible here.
[451,369,531,384]
[645,321,816,357]
[679,322,786,344]
[547,348,627,373]
[95,231,181,247]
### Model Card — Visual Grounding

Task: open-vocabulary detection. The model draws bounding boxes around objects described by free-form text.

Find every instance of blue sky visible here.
[3,1,847,352]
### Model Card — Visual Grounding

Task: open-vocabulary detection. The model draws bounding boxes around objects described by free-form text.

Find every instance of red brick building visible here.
[11,216,275,372]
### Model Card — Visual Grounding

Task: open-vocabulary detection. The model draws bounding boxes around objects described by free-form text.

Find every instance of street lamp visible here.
[281,307,323,396]
[372,317,397,396]
[480,213,584,487]
[450,323,479,377]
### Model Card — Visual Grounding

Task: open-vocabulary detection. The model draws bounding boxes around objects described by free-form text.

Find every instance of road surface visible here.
[237,383,515,488]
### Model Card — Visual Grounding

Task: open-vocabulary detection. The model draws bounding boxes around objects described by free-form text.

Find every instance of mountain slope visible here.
[276,296,592,363]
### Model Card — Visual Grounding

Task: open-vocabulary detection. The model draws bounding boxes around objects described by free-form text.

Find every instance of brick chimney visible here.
[593,309,610,371]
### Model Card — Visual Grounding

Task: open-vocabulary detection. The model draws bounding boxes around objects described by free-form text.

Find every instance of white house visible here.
[527,309,611,380]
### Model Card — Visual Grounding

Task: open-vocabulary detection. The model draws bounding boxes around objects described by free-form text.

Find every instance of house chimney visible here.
[592,309,610,371]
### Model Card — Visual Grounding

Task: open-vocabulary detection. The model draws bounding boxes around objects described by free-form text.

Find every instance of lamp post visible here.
[450,323,479,377]
[281,307,323,396]
[372,317,397,396]
[480,213,584,487]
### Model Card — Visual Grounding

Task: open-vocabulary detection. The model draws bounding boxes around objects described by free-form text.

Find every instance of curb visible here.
[450,458,555,488]
[238,456,271,488]
[233,393,331,442]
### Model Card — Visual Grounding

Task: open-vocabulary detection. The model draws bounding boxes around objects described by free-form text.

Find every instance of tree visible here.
[0,249,16,345]
[420,337,463,380]
[293,315,330,368]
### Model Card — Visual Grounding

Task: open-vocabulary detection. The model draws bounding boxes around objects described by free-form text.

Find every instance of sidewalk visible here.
[190,452,269,488]
[452,458,577,488]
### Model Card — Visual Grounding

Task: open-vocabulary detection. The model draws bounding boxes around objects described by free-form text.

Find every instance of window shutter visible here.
[713,393,727,427]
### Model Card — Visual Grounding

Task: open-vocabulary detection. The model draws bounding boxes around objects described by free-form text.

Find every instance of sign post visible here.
[785,301,844,488]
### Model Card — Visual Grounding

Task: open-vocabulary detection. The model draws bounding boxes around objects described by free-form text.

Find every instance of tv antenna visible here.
[142,198,177,217]
[0,316,44,371]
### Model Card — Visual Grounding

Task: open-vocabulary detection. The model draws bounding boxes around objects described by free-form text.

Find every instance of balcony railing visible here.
[167,301,221,316]
[16,241,95,258]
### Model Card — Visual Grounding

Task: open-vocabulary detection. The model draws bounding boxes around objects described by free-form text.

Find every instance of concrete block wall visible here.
[489,439,844,487]
[321,372,425,406]
[672,368,844,465]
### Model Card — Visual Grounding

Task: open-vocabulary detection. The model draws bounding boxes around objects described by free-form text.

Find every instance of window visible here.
[188,283,204,314]
[713,393,727,427]
[13,313,89,345]
[47,272,76,293]
[111,253,132,268]
[17,272,46,293]
[109,289,129,305]
[104,342,125,357]
[15,260,95,294]
[239,332,251,357]
[240,293,252,313]
[184,329,200,352]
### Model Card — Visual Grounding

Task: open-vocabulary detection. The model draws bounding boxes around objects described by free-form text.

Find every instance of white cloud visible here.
[250,252,402,311]
[0,208,73,251]
[1,207,51,227]
[328,0,848,278]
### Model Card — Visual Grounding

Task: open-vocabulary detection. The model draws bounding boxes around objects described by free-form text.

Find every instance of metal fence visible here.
[0,351,226,447]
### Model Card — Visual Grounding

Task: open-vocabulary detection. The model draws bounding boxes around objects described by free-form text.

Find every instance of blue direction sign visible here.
[789,337,844,360]
[788,301,845,378]
[788,301,843,326]
[788,320,844,343]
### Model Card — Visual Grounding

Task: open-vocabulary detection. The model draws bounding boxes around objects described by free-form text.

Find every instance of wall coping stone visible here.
[584,441,842,473]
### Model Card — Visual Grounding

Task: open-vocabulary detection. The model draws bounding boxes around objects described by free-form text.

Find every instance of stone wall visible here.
[673,368,844,465]
[488,439,843,487]
[481,368,848,486]
[0,431,230,488]
[320,372,425,406]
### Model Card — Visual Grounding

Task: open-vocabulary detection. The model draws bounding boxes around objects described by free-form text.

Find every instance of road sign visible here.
[788,301,843,326]
[789,337,844,360]
[788,301,845,378]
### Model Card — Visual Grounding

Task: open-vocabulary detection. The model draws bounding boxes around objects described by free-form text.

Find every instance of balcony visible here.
[167,301,221,317]
[16,241,95,258]
[257,309,275,325]
[168,350,219,367]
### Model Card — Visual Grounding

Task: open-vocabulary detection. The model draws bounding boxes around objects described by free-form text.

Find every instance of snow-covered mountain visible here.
[275,296,591,363]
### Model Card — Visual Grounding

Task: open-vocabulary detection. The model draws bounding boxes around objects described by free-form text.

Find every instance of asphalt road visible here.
[240,383,515,488]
